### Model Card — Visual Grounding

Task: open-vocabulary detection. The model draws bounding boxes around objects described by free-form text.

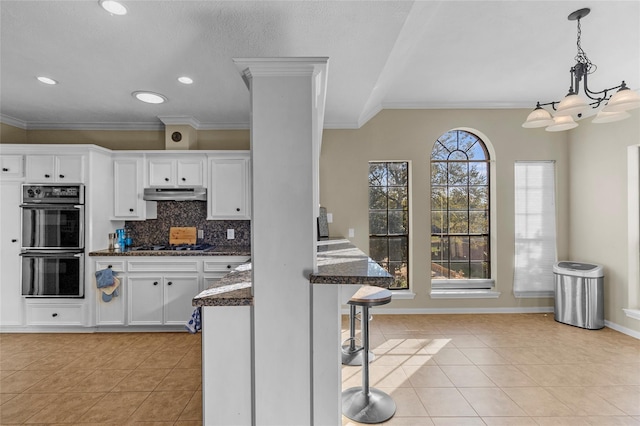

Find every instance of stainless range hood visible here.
[143,187,207,201]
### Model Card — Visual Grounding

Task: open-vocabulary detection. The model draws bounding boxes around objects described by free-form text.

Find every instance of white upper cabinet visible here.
[208,154,251,220]
[0,155,24,179]
[26,155,84,183]
[113,157,156,220]
[147,157,204,187]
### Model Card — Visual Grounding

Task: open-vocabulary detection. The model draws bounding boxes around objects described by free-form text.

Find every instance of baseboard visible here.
[341,306,554,315]
[604,319,640,340]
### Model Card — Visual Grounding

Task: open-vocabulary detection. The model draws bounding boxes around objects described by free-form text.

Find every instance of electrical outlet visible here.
[348,228,354,238]
[198,229,204,239]
[326,213,333,223]
[227,229,235,240]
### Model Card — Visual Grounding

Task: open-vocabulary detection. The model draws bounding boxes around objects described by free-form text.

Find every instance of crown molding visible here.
[381,101,533,110]
[0,114,27,129]
[157,115,201,129]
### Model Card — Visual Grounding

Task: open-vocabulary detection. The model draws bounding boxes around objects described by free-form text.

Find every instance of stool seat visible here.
[348,286,392,307]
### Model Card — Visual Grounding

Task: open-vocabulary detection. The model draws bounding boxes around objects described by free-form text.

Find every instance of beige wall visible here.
[0,123,27,144]
[568,110,640,333]
[320,109,570,311]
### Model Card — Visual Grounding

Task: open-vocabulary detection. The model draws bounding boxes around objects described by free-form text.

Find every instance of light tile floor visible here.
[0,313,638,425]
[341,313,640,426]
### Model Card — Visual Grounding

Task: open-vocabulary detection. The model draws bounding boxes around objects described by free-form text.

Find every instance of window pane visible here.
[388,187,407,209]
[431,142,450,160]
[388,262,408,289]
[469,186,488,210]
[369,211,388,235]
[449,150,468,161]
[449,262,470,279]
[369,163,386,186]
[449,236,469,261]
[431,261,448,279]
[448,187,468,210]
[387,162,408,186]
[431,211,447,233]
[431,236,448,261]
[458,131,477,152]
[438,131,457,152]
[469,163,488,185]
[431,186,446,210]
[466,142,488,160]
[448,162,468,186]
[369,238,388,262]
[469,262,489,279]
[431,162,447,185]
[469,211,488,234]
[369,186,387,209]
[470,236,488,261]
[388,237,407,261]
[448,211,468,233]
[388,210,407,234]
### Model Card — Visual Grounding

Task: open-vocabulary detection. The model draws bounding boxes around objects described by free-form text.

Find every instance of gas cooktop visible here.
[130,243,215,252]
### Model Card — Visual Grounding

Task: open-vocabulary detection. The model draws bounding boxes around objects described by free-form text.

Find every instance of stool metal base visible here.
[341,344,375,366]
[342,387,396,424]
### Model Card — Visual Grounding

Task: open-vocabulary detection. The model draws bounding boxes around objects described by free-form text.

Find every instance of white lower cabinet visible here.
[128,275,199,325]
[26,302,84,326]
[95,260,126,326]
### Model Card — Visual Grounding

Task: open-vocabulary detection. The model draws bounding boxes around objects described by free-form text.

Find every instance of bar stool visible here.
[341,304,375,366]
[342,285,396,424]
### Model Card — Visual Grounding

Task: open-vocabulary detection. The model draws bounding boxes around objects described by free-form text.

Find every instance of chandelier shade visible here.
[522,8,637,131]
[546,115,578,132]
[522,106,554,128]
[602,88,640,113]
[592,110,630,124]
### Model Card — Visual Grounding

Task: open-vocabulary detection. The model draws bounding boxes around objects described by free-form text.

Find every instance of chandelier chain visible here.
[574,18,596,74]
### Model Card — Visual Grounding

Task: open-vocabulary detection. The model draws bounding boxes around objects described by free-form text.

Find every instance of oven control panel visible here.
[22,184,84,204]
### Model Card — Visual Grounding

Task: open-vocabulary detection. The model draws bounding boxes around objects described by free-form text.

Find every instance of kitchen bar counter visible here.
[193,238,393,307]
[88,245,251,257]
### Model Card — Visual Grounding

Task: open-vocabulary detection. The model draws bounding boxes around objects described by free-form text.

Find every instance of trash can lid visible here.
[553,261,604,278]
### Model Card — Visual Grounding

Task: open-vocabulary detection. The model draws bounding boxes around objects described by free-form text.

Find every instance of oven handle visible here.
[20,204,83,210]
[20,251,84,257]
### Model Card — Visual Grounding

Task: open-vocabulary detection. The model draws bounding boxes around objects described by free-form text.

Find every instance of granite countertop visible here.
[193,238,393,308]
[88,245,251,257]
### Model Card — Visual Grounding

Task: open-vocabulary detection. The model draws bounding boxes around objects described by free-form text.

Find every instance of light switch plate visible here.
[227,229,235,240]
[348,228,354,238]
[326,213,333,223]
[198,229,204,239]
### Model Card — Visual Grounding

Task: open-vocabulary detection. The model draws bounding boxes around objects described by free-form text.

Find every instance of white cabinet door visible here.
[164,276,200,325]
[0,155,24,179]
[26,155,84,183]
[114,158,142,218]
[148,159,175,186]
[55,155,84,182]
[128,276,163,325]
[0,182,23,326]
[208,157,250,219]
[95,261,126,326]
[177,159,204,187]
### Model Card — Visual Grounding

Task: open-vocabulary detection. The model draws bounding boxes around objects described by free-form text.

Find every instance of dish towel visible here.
[95,268,120,303]
[185,307,201,334]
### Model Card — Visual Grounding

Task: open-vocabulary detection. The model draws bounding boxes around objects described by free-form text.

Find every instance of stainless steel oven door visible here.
[21,251,84,297]
[20,204,84,250]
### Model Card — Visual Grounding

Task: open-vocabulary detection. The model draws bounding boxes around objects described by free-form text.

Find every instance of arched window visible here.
[431,130,490,282]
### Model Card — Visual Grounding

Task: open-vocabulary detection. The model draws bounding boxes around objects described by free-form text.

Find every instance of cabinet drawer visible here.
[26,303,83,325]
[203,257,249,273]
[128,260,199,273]
[95,260,125,273]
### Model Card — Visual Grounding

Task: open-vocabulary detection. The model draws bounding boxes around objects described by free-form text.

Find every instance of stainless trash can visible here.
[553,261,604,330]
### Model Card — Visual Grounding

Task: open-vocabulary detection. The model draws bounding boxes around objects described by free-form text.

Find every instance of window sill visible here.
[430,289,501,299]
[391,290,415,300]
[623,308,640,321]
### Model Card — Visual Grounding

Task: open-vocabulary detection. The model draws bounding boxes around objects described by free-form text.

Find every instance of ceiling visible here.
[1,0,639,131]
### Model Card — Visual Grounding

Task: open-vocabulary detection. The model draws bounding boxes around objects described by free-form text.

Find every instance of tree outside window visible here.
[369,162,409,289]
[431,130,490,281]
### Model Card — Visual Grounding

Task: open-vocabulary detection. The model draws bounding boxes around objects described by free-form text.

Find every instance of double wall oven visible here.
[20,184,85,297]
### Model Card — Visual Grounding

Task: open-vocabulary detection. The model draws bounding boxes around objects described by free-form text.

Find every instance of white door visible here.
[0,182,23,326]
[128,276,163,325]
[164,276,199,325]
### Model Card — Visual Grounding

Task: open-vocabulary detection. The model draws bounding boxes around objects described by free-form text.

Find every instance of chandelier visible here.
[522,8,640,132]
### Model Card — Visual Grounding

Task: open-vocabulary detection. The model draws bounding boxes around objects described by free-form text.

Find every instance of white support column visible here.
[234,58,329,425]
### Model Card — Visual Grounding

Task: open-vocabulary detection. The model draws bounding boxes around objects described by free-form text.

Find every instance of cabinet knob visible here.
[167,281,173,286]
[153,281,158,286]
[236,208,240,212]
[52,313,58,317]
[59,174,65,179]
[44,174,50,178]
[227,265,231,269]
[164,178,169,182]
[129,208,134,212]
[108,265,113,269]
[11,239,17,243]
[181,177,186,182]
[2,168,8,172]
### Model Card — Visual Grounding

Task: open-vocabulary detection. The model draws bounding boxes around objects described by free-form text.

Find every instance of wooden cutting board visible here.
[169,227,197,245]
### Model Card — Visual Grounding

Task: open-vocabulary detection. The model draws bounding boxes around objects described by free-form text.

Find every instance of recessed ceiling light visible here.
[132,91,167,104]
[99,0,127,15]
[37,76,58,85]
[178,76,194,85]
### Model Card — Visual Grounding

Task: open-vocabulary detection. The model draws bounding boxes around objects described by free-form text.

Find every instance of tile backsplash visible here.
[125,201,250,247]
